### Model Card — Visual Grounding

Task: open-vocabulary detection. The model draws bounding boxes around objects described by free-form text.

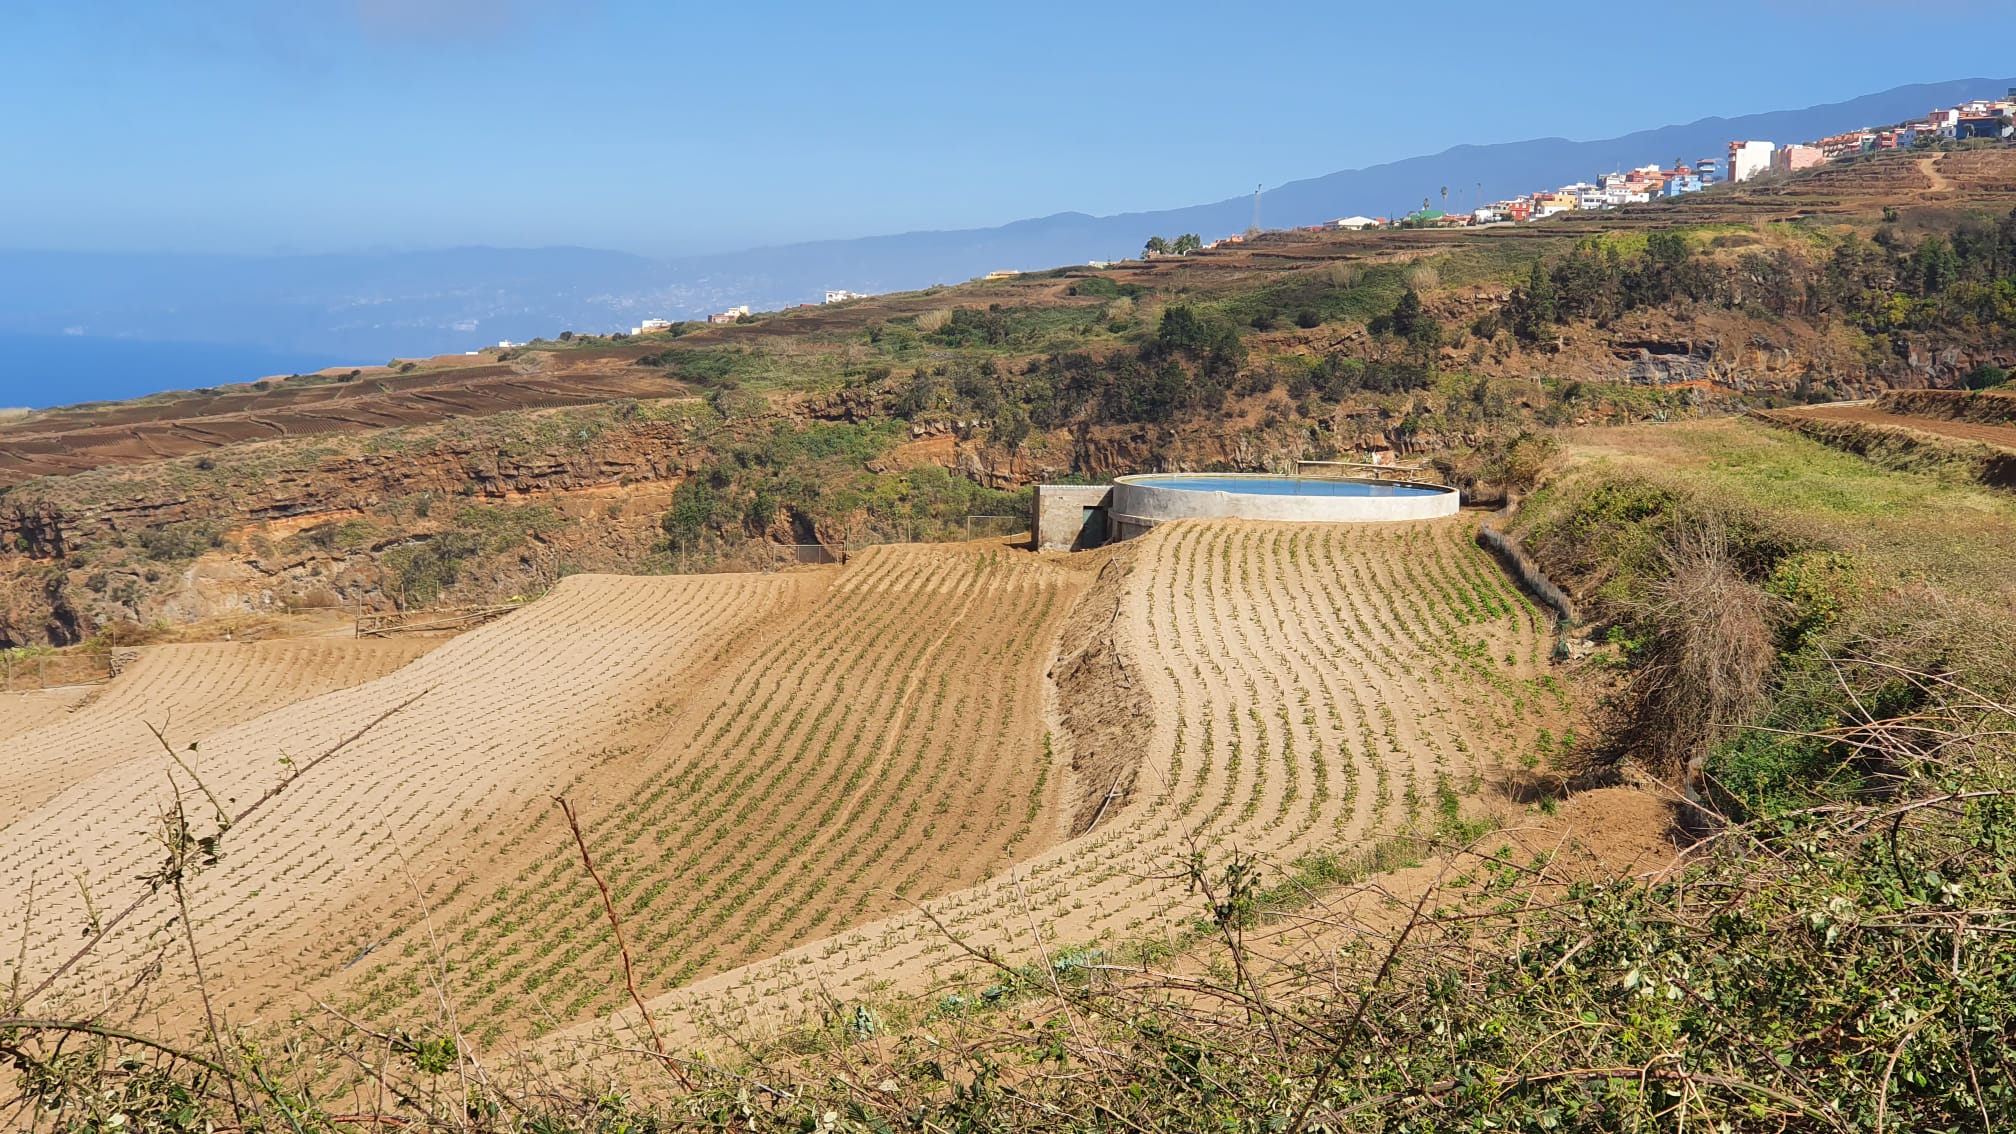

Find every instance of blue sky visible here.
[3,0,2008,257]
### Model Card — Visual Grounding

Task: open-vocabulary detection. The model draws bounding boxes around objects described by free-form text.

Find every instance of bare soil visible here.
[0,572,813,1018]
[312,541,1091,1039]
[0,640,436,828]
[557,517,1574,1051]
[0,687,92,741]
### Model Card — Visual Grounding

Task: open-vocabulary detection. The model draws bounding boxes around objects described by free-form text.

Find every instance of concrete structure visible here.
[1727,141,1775,183]
[1033,484,1114,551]
[1335,215,1381,230]
[1771,144,1825,174]
[707,304,752,326]
[1107,475,1457,541]
[823,290,867,304]
[1033,475,1460,550]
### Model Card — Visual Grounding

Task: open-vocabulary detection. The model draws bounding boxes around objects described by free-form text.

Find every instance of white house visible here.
[1334,215,1381,230]
[1727,140,1775,183]
[640,318,674,333]
[823,290,867,304]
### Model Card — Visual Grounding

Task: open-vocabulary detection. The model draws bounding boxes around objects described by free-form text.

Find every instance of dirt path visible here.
[1768,403,2016,451]
[1919,156,1955,193]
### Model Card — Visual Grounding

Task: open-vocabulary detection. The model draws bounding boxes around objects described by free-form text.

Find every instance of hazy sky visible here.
[3,0,2008,256]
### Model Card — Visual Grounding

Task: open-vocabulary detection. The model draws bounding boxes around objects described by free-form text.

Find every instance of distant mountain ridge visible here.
[1,77,2009,403]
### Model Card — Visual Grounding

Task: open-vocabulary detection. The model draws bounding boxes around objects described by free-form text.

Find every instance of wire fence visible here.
[661,513,1031,576]
[1,651,114,693]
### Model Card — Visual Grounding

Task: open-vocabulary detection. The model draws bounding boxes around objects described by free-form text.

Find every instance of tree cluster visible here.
[1500,210,2016,347]
[1142,234,1203,257]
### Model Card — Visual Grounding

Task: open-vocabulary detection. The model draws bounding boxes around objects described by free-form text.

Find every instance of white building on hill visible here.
[1727,140,1775,183]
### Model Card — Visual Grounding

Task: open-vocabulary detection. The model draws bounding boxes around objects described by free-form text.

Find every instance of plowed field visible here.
[570,517,1565,1047]
[0,573,814,1012]
[325,543,1088,1040]
[1,641,435,828]
[0,688,92,741]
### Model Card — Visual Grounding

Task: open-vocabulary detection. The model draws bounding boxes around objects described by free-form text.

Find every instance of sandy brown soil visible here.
[0,641,438,828]
[0,572,815,1018]
[0,687,93,741]
[314,541,1090,1039]
[554,516,1571,1052]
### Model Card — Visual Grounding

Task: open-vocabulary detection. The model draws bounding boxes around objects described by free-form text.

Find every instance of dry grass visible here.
[1626,516,1779,783]
[1562,417,2016,606]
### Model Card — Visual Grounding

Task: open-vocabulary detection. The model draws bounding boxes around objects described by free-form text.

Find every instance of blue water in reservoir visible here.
[1129,475,1446,497]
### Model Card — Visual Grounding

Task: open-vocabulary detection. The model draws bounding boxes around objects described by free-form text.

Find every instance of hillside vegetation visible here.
[2,151,2014,649]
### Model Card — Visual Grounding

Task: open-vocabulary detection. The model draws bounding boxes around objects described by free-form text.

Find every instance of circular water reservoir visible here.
[1109,473,1459,538]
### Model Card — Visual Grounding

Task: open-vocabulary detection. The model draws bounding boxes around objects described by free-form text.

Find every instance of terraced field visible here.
[1765,402,2016,452]
[574,518,1564,1047]
[0,573,814,1013]
[0,688,92,741]
[326,543,1087,1040]
[1,522,1558,1052]
[0,640,436,828]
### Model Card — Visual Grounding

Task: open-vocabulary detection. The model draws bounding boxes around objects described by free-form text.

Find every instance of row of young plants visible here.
[344,548,1074,1037]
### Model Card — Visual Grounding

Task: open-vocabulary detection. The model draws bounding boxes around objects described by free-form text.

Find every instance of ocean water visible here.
[0,335,354,410]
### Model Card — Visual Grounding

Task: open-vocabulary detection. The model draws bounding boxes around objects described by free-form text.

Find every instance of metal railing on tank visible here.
[1292,459,1445,487]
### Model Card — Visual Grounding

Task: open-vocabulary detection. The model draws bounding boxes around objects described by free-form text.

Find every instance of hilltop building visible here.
[1772,144,1825,174]
[1958,115,2013,141]
[823,290,868,304]
[706,305,752,325]
[1727,141,1775,183]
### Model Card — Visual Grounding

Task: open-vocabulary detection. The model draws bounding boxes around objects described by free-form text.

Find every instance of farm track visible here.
[1765,403,2016,452]
[566,517,1565,1049]
[0,641,436,828]
[328,543,1086,1040]
[0,573,812,1014]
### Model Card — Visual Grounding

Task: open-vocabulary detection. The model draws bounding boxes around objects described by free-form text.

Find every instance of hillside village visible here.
[662,91,2016,334]
[1254,90,2016,238]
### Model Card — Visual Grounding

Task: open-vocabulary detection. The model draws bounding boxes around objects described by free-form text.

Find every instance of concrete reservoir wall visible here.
[1035,475,1459,549]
